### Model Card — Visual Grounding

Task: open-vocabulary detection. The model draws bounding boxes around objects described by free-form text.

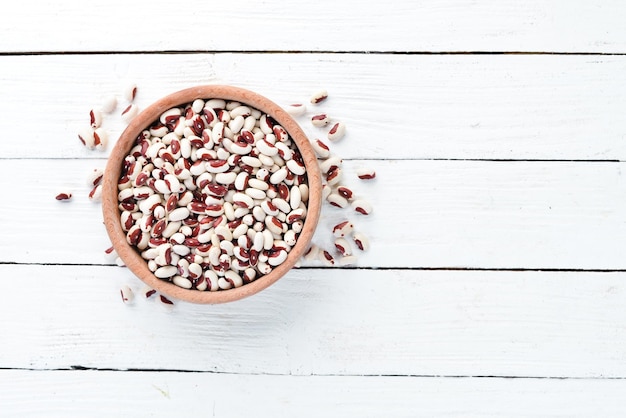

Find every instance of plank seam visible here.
[2,262,626,273]
[0,366,625,380]
[1,51,626,56]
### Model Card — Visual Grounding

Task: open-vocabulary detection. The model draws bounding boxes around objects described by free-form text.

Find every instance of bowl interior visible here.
[102,85,322,304]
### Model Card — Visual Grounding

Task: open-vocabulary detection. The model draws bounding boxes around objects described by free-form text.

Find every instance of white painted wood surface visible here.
[3,0,626,53]
[2,1,626,416]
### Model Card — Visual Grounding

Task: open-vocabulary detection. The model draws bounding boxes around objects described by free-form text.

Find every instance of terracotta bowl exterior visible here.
[102,85,322,304]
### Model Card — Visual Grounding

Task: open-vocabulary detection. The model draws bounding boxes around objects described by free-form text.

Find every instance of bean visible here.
[327,193,348,208]
[332,221,354,238]
[78,127,95,149]
[319,250,335,266]
[55,192,72,201]
[101,95,117,113]
[357,168,376,180]
[334,237,352,256]
[90,108,103,128]
[285,103,306,116]
[310,89,328,104]
[327,121,346,142]
[124,83,138,102]
[154,265,177,279]
[352,199,373,215]
[120,285,134,304]
[353,232,370,251]
[338,255,358,266]
[311,138,331,159]
[121,104,139,123]
[311,113,330,127]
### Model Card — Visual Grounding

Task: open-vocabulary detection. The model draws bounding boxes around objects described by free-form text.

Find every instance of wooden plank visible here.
[2,265,626,378]
[3,1,626,53]
[2,159,625,270]
[2,53,626,161]
[2,370,626,417]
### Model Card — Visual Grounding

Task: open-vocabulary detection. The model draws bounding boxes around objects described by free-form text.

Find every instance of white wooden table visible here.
[2,1,626,416]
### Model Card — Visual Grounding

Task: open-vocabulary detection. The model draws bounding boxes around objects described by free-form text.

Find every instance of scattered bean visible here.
[351,199,373,215]
[124,83,138,102]
[120,285,134,304]
[101,95,117,113]
[310,89,328,104]
[55,192,72,201]
[311,114,330,127]
[121,104,139,123]
[327,121,346,142]
[285,103,307,116]
[90,108,103,128]
[356,168,376,180]
[352,232,370,251]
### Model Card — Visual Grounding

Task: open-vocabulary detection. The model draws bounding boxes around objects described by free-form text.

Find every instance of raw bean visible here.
[285,103,306,116]
[327,122,346,142]
[87,168,105,187]
[310,89,328,104]
[334,237,352,256]
[311,139,331,159]
[351,199,373,215]
[269,167,288,184]
[321,184,332,201]
[274,142,293,160]
[290,185,301,210]
[327,193,348,208]
[173,276,192,289]
[311,114,329,127]
[291,220,304,234]
[124,83,138,102]
[142,286,157,299]
[286,159,306,176]
[55,192,72,201]
[121,104,139,123]
[332,221,354,238]
[78,127,96,149]
[245,187,266,200]
[89,184,103,202]
[90,108,103,128]
[154,265,177,279]
[338,255,358,266]
[120,285,134,304]
[337,186,353,200]
[284,230,297,246]
[352,232,370,251]
[158,294,175,309]
[303,244,319,262]
[101,95,117,113]
[268,249,288,266]
[319,156,342,174]
[326,167,342,186]
[104,246,118,262]
[298,184,309,202]
[356,168,376,180]
[319,250,335,266]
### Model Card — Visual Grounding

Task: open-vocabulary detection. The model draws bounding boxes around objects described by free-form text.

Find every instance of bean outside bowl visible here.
[102,85,322,304]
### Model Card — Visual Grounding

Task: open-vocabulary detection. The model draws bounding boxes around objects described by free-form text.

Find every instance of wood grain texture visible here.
[3,0,626,53]
[2,158,624,269]
[2,54,626,161]
[2,370,626,418]
[2,264,626,378]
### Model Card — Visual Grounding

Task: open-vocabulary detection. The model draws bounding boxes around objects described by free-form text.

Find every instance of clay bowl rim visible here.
[102,85,322,304]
